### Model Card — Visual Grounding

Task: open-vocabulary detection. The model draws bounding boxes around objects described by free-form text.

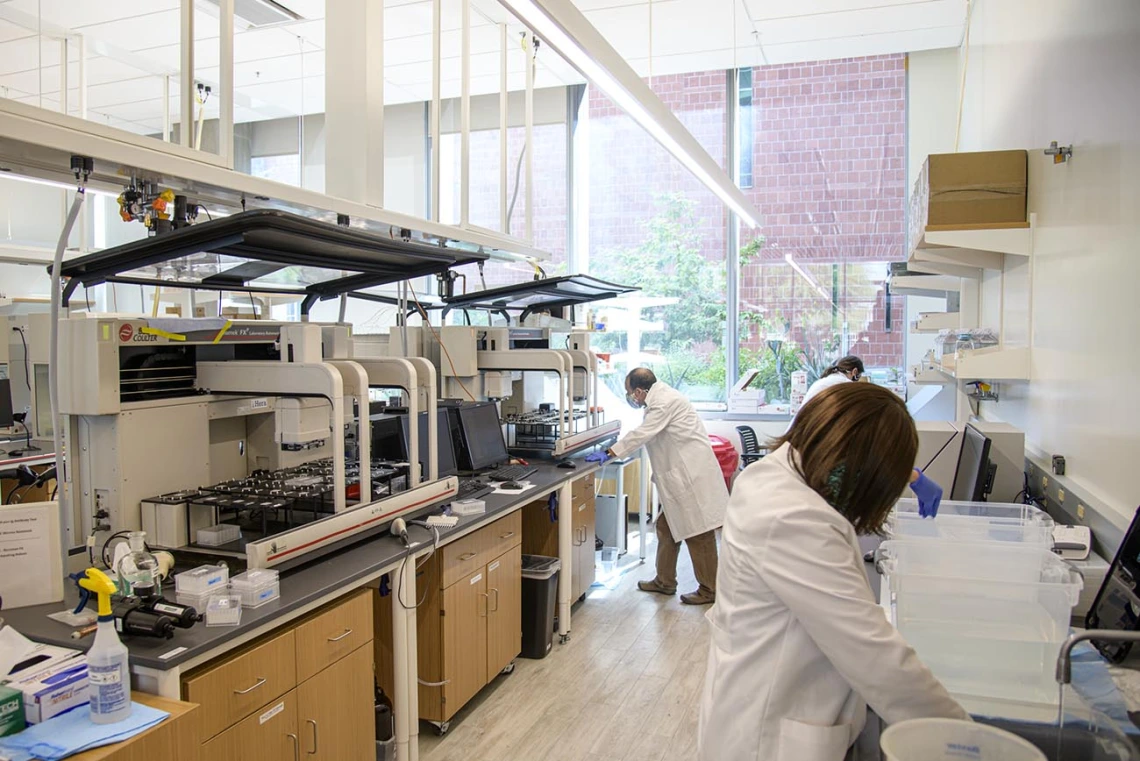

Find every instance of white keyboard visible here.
[425,514,459,529]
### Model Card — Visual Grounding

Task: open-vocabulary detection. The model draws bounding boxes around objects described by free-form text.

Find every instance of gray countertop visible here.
[3,461,594,671]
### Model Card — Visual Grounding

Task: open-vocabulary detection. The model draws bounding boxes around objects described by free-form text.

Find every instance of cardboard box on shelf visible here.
[910,150,1028,250]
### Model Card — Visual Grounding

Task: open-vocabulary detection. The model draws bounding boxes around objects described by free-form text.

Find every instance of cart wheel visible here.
[559,632,571,644]
[500,662,516,675]
[437,721,450,736]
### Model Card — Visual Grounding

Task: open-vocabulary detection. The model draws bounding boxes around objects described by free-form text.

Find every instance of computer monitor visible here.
[0,378,12,429]
[400,411,458,478]
[370,415,405,461]
[951,423,993,502]
[455,402,509,471]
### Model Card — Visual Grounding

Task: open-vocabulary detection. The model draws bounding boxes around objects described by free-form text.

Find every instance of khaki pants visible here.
[653,511,718,596]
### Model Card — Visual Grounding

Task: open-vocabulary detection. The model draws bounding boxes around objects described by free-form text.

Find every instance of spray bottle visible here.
[78,568,132,724]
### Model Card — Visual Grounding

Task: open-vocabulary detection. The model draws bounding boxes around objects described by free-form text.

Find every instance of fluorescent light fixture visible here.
[498,0,761,229]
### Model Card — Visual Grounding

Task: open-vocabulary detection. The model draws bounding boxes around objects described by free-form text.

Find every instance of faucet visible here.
[1056,629,1140,684]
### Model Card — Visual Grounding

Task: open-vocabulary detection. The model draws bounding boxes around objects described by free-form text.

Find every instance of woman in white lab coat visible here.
[802,355,865,408]
[699,382,968,761]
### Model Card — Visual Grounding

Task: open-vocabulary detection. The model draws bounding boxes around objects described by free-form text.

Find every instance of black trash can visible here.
[521,554,561,659]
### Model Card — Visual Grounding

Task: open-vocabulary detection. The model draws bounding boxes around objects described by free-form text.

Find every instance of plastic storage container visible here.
[879,540,1082,706]
[176,589,225,612]
[197,523,242,547]
[881,719,1044,761]
[520,555,560,659]
[230,569,280,608]
[205,595,243,627]
[174,565,229,596]
[888,498,1055,546]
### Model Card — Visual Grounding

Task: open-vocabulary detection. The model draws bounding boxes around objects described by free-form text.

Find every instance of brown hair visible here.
[773,382,916,534]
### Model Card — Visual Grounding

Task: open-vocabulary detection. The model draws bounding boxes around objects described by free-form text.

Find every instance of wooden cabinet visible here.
[520,477,596,602]
[183,589,374,761]
[375,512,523,725]
[297,644,374,761]
[201,690,299,761]
[486,545,521,682]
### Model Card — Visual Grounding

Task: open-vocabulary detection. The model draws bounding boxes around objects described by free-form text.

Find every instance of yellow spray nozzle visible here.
[78,568,117,617]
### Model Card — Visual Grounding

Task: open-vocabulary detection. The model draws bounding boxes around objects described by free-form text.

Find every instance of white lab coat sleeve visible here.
[610,403,671,459]
[760,511,970,726]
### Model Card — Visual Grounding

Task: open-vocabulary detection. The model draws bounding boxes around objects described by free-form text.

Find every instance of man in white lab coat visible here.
[605,368,729,605]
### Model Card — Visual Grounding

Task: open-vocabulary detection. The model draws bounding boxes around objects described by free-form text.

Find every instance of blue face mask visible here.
[626,391,646,409]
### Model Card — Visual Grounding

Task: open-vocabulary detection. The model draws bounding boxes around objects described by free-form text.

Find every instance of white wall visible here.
[938,0,1140,519]
[906,48,960,191]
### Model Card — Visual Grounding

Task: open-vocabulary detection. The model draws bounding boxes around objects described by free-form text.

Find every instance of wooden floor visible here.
[419,525,710,761]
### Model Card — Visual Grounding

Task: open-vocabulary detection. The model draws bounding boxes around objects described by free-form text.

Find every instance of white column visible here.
[430,0,441,221]
[325,0,385,205]
[459,0,470,226]
[77,34,86,119]
[524,36,534,242]
[180,0,194,148]
[219,0,234,168]
[499,24,508,233]
[58,38,67,114]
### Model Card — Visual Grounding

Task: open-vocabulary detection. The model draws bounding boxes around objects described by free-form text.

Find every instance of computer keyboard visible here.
[456,479,494,500]
[426,514,460,528]
[485,465,537,482]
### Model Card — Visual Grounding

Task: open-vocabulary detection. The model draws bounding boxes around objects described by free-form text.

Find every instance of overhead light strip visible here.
[498,0,761,228]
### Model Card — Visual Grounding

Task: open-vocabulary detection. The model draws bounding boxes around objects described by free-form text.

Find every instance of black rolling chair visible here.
[735,425,766,468]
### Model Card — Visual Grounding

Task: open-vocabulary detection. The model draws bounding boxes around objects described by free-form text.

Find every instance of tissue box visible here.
[7,652,88,723]
[0,685,23,736]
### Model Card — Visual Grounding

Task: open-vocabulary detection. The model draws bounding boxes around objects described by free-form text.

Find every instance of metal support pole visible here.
[430,0,441,222]
[219,0,235,167]
[392,565,410,761]
[163,75,171,141]
[499,24,508,233]
[557,481,573,640]
[725,68,740,393]
[405,555,420,761]
[524,35,534,242]
[180,0,194,148]
[77,34,86,119]
[460,0,470,227]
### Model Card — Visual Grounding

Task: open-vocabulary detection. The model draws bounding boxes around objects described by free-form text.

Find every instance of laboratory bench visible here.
[3,460,600,761]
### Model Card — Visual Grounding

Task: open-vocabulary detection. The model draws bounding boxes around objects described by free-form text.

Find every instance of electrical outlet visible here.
[1077,503,1086,521]
[1042,476,1049,490]
[1058,489,1065,503]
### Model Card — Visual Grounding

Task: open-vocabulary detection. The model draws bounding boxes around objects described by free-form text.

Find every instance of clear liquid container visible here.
[116,531,160,597]
[87,618,131,724]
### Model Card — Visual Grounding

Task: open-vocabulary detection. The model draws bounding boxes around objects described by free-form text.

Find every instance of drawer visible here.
[572,473,596,503]
[295,589,374,683]
[200,690,298,761]
[484,510,522,562]
[183,630,297,742]
[440,527,486,589]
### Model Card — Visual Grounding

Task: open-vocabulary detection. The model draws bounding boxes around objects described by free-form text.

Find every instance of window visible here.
[737,68,753,189]
[250,154,302,186]
[583,72,730,410]
[734,55,908,407]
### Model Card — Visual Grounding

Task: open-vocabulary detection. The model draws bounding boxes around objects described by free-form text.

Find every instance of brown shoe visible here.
[637,579,677,596]
[680,591,715,605]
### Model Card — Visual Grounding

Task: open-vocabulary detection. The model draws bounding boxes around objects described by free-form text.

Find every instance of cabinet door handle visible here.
[327,628,353,642]
[479,592,489,617]
[307,719,319,755]
[499,531,516,540]
[288,733,300,761]
[233,677,266,695]
[491,587,500,612]
[459,552,478,561]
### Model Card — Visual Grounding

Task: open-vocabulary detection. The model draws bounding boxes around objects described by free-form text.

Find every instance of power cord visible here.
[395,520,440,610]
[12,326,30,390]
[407,282,476,401]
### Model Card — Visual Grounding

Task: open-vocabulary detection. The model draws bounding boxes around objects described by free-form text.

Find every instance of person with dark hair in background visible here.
[699,382,964,761]
[802,355,866,408]
[588,367,728,605]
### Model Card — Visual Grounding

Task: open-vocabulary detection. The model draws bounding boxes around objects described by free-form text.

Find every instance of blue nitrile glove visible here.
[584,451,610,463]
[910,469,943,518]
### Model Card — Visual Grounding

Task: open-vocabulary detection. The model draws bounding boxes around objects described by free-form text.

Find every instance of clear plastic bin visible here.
[205,595,243,627]
[174,565,229,596]
[889,499,1055,546]
[175,589,225,613]
[880,540,1082,706]
[197,523,242,547]
[230,569,280,608]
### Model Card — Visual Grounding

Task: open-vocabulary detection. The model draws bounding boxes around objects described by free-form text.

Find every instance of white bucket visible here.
[881,719,1046,761]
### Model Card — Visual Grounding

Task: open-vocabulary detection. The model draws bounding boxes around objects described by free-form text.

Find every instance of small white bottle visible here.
[79,568,132,724]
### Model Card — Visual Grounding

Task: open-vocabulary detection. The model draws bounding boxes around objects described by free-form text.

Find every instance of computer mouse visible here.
[501,481,523,490]
[556,460,577,470]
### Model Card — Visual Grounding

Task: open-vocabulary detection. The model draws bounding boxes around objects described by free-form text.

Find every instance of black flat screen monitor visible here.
[456,402,509,471]
[400,411,458,478]
[0,378,12,429]
[951,423,993,502]
[370,415,405,461]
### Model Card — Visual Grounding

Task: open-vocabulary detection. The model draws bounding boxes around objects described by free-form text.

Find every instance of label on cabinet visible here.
[470,573,483,585]
[489,561,500,572]
[260,701,285,725]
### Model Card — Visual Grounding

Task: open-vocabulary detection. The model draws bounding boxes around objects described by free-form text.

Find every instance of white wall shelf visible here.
[891,274,963,296]
[907,216,1035,278]
[947,347,1031,381]
[910,311,961,333]
[911,366,950,385]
